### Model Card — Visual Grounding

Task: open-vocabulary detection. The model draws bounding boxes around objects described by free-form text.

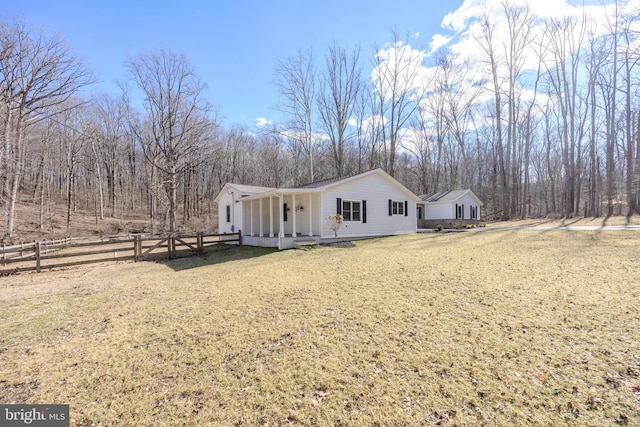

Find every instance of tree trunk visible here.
[168,163,177,233]
[6,117,24,238]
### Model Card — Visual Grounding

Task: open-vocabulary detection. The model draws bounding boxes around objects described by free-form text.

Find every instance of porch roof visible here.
[240,187,324,201]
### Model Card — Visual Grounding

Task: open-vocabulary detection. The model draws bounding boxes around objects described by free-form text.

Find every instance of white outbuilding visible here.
[417,189,484,224]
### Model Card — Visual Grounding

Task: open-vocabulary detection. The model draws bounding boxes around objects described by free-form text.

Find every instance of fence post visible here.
[35,241,41,273]
[134,235,142,262]
[237,229,242,246]
[169,235,175,259]
[197,232,203,254]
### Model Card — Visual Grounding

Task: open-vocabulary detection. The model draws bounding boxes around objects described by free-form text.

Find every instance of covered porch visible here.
[240,189,324,249]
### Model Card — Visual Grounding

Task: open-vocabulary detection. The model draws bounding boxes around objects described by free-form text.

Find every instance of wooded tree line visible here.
[1,1,639,238]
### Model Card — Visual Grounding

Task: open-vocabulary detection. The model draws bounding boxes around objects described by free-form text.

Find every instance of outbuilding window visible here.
[342,200,361,221]
[226,205,231,222]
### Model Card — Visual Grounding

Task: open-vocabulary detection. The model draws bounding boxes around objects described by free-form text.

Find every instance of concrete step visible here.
[293,240,319,249]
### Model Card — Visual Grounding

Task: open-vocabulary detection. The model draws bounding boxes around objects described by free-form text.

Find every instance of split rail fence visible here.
[0,231,242,275]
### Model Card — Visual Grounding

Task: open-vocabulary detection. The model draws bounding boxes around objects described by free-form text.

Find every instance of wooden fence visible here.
[0,231,242,275]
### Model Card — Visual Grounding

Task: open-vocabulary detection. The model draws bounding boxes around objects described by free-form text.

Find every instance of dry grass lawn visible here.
[1,229,639,426]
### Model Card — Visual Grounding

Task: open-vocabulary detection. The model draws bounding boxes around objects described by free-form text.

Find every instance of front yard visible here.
[1,229,639,425]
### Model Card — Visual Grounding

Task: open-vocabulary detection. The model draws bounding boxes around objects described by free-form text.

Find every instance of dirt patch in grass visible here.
[1,230,639,425]
[323,241,356,248]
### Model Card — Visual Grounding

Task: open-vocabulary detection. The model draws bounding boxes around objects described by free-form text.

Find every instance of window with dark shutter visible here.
[341,200,362,222]
[362,200,367,223]
[226,205,231,222]
[390,200,404,215]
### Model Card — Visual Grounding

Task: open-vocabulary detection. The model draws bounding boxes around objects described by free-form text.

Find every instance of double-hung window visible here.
[342,200,361,221]
[388,199,408,217]
[392,201,404,215]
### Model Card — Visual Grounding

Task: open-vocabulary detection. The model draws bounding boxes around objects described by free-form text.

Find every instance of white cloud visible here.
[428,34,452,55]
[441,0,483,32]
[256,117,273,128]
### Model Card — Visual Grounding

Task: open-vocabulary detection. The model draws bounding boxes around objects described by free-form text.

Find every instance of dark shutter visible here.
[462,204,465,219]
[362,200,367,223]
[404,201,408,216]
[283,203,288,222]
[388,199,392,216]
[336,198,342,215]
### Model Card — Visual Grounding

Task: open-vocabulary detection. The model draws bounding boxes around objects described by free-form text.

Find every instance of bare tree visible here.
[89,93,130,219]
[317,42,362,176]
[434,54,484,189]
[0,18,94,237]
[371,30,429,177]
[618,9,640,218]
[52,106,87,231]
[541,12,590,218]
[476,9,509,220]
[126,49,214,232]
[274,49,317,182]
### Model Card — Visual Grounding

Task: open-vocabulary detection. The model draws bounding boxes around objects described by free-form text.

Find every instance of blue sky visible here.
[0,0,463,127]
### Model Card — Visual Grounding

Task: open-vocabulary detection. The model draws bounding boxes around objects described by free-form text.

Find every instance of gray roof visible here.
[419,190,470,203]
[295,171,362,189]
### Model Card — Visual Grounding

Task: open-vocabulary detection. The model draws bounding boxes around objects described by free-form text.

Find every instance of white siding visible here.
[217,191,243,233]
[321,172,416,238]
[425,203,452,220]
[424,193,482,220]
[457,194,482,220]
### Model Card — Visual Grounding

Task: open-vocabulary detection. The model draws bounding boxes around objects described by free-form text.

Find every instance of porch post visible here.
[308,194,313,236]
[250,200,254,236]
[269,196,274,238]
[279,194,284,238]
[259,198,264,236]
[292,193,297,238]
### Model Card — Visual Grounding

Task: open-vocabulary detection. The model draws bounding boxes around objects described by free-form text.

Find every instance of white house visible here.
[417,189,483,222]
[215,168,420,249]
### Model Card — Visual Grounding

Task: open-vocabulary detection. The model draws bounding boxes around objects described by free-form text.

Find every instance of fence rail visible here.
[0,231,242,275]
